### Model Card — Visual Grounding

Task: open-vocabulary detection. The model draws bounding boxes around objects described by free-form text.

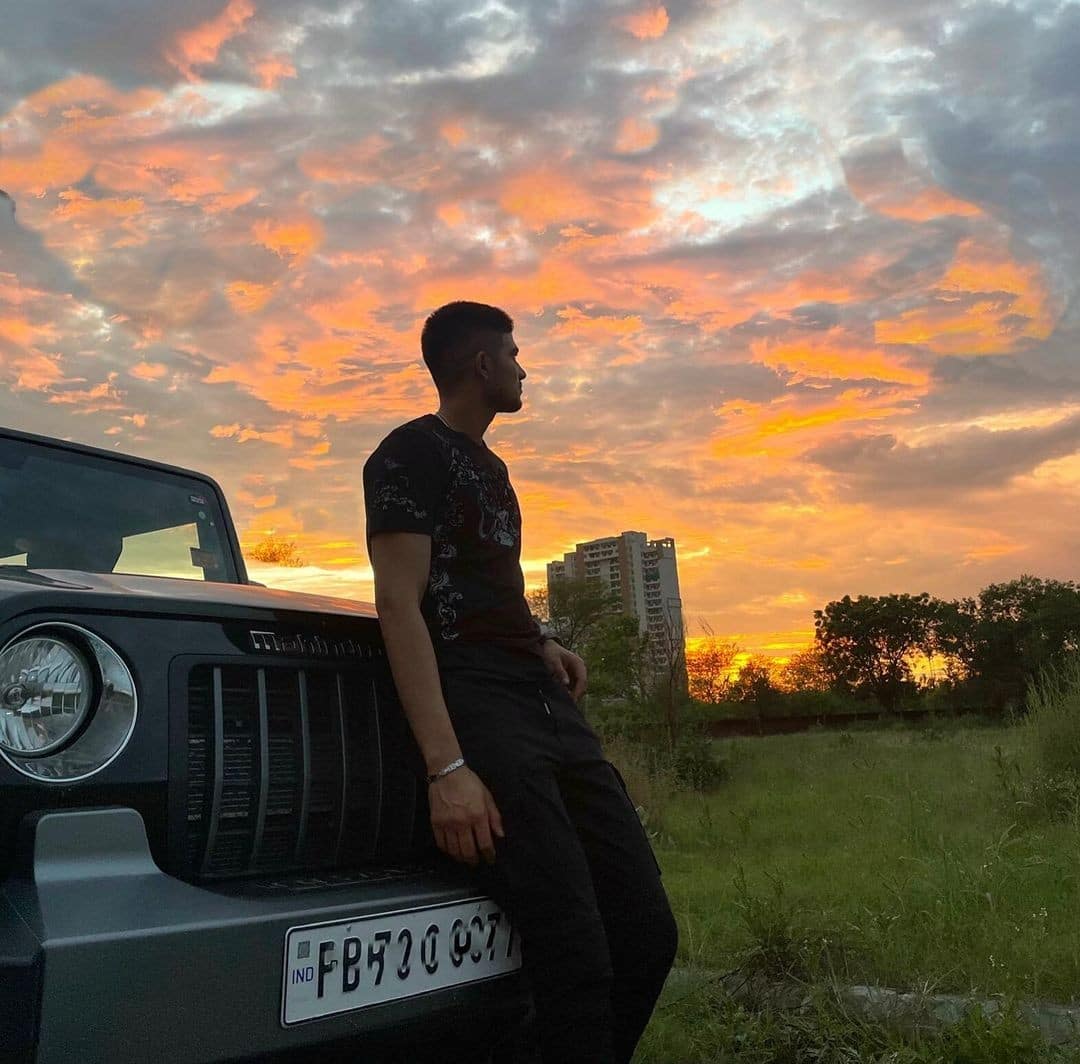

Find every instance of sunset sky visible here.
[1,0,1078,658]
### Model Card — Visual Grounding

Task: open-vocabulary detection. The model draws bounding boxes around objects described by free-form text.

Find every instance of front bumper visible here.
[0,808,529,1064]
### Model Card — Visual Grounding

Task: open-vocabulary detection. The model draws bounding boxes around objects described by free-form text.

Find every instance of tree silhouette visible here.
[685,632,740,704]
[547,576,621,653]
[813,593,937,711]
[967,576,1080,711]
[776,644,831,693]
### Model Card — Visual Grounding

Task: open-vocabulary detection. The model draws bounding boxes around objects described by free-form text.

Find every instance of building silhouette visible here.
[546,531,686,681]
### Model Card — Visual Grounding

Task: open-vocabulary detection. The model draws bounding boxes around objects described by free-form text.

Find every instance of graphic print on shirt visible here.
[370,458,429,521]
[426,430,520,641]
[477,467,518,547]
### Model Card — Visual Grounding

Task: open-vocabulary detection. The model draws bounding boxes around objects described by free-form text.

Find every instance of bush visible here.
[605,729,729,844]
[1025,653,1080,780]
[585,693,654,740]
[997,655,1080,823]
[668,728,729,790]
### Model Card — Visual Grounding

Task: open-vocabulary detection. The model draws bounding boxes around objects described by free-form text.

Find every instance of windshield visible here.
[0,437,238,583]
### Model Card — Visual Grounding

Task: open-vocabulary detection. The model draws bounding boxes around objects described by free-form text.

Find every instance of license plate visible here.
[281,897,522,1025]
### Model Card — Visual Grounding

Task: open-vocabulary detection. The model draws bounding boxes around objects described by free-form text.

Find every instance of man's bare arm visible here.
[370,532,503,866]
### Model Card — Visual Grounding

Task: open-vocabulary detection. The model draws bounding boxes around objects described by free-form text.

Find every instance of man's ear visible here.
[475,349,490,379]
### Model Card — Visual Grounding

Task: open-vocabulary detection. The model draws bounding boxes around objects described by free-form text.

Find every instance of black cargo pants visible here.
[439,660,678,1064]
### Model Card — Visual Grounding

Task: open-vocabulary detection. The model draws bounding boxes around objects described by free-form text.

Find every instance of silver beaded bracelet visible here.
[425,757,466,785]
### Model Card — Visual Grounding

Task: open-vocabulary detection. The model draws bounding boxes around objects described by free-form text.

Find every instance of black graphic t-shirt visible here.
[363,415,544,666]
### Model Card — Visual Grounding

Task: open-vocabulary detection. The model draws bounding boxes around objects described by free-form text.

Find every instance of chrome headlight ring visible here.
[0,622,138,783]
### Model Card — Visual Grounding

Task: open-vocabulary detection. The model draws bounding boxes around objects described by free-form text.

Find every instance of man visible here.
[363,301,677,1064]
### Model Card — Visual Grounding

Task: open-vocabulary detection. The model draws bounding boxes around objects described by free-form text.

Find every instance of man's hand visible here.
[428,766,505,866]
[540,639,588,700]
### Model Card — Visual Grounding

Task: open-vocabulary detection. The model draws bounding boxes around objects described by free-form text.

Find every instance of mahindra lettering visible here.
[0,427,528,1064]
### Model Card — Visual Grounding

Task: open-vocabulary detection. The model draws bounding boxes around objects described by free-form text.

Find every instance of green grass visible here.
[608,718,1080,1062]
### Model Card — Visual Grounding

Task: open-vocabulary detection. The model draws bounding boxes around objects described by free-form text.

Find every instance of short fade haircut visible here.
[421,301,514,393]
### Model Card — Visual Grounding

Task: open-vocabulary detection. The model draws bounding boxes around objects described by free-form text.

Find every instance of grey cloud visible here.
[807,414,1080,505]
[0,0,227,97]
[789,303,842,330]
[917,338,1080,423]
[0,190,87,296]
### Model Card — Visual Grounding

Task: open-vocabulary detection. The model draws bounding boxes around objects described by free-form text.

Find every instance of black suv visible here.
[0,427,529,1064]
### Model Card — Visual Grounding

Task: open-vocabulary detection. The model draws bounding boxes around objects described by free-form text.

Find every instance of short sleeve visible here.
[363,429,446,540]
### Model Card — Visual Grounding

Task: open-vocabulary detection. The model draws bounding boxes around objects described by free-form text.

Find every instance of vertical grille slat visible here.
[201,667,226,874]
[249,669,271,871]
[181,661,418,880]
[299,670,344,866]
[295,670,311,864]
[207,667,261,875]
[334,674,348,864]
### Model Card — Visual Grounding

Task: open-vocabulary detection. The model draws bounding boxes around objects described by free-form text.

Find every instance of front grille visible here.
[179,664,420,879]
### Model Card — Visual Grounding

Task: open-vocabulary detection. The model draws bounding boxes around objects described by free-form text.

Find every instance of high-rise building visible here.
[546,531,685,680]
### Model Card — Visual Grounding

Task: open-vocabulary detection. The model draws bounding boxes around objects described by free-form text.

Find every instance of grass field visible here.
[610,717,1080,1062]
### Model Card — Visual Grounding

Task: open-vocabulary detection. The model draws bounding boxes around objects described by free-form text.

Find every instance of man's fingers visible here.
[569,659,588,700]
[428,769,503,864]
[486,794,505,839]
[456,828,479,866]
[443,830,462,863]
[473,819,496,864]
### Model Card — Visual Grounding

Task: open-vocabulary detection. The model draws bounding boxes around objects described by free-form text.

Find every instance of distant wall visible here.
[706,705,986,738]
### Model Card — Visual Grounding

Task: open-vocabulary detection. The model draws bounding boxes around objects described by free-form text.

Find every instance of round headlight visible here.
[0,637,92,757]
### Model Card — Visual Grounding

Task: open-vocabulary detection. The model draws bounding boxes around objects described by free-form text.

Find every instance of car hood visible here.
[0,568,378,621]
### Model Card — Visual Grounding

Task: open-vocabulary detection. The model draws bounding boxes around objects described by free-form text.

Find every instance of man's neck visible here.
[435,400,493,444]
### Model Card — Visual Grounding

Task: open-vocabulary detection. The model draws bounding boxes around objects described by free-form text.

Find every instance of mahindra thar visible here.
[0,427,529,1063]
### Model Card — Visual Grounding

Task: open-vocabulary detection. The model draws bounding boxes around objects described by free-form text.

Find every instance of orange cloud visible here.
[711,390,911,460]
[440,120,468,147]
[167,0,256,81]
[0,141,93,198]
[850,174,983,223]
[252,53,296,90]
[551,307,644,340]
[306,282,382,333]
[614,116,659,154]
[0,317,53,347]
[962,534,1023,564]
[300,139,389,186]
[499,164,657,232]
[252,216,324,262]
[620,5,669,39]
[47,377,125,411]
[416,254,610,317]
[51,189,147,251]
[844,142,984,224]
[875,237,1058,355]
[210,422,295,448]
[8,351,65,390]
[225,281,275,314]
[94,141,257,209]
[236,487,278,509]
[875,186,983,223]
[437,202,467,227]
[129,361,169,381]
[751,332,930,388]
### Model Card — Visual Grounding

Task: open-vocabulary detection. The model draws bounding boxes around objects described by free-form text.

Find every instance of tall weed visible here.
[1008,655,1080,822]
[1026,655,1080,781]
[604,735,679,839]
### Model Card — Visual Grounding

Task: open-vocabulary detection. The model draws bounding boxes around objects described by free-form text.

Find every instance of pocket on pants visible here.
[607,761,663,876]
